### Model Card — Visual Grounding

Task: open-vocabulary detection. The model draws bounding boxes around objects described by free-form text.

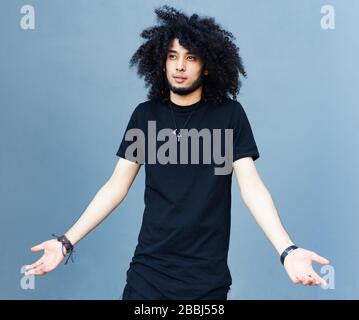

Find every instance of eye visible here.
[168,54,176,59]
[187,56,196,61]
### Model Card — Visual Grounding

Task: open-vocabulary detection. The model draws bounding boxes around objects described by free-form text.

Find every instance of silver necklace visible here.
[169,100,201,141]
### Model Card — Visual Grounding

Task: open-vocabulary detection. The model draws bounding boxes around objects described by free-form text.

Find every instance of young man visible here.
[25,6,330,300]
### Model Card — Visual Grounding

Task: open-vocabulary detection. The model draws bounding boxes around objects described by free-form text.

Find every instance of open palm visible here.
[25,239,65,276]
[284,248,330,286]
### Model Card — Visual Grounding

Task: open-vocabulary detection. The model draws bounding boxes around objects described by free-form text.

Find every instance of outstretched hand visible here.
[284,248,330,286]
[25,239,65,276]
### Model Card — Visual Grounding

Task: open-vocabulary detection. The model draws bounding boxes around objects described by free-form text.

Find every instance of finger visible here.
[31,243,45,252]
[301,275,313,286]
[25,262,46,275]
[319,277,328,287]
[311,252,330,265]
[306,274,318,286]
[307,269,324,286]
[290,273,302,285]
[26,258,45,271]
[34,269,47,276]
[295,275,305,285]
[293,276,302,285]
[25,262,44,275]
[310,277,321,286]
[26,265,47,276]
[307,271,328,286]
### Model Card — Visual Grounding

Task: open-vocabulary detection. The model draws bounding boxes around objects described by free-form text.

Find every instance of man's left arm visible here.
[233,157,330,286]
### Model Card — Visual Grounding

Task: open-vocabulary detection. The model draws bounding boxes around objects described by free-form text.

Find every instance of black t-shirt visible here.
[116,98,260,299]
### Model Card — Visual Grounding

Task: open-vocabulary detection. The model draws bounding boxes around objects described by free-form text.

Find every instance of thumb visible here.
[311,252,330,265]
[31,243,44,252]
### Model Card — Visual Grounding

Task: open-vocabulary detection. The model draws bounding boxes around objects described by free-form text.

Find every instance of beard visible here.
[165,73,204,96]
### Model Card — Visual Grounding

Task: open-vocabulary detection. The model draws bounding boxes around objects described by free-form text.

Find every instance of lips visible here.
[173,76,187,83]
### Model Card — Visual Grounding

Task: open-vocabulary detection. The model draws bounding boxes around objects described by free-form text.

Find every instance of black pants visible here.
[121,283,228,300]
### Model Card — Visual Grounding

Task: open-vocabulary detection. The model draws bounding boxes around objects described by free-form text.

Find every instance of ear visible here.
[204,70,208,75]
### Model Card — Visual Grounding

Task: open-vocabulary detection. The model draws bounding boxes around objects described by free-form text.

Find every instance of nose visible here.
[176,57,185,72]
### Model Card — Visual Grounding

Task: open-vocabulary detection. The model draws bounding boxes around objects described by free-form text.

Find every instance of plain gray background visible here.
[1,0,358,299]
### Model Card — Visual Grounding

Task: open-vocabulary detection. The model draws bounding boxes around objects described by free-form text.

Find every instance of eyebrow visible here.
[167,49,197,55]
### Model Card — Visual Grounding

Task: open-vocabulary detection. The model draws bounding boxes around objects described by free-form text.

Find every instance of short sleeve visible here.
[232,103,260,162]
[116,104,144,164]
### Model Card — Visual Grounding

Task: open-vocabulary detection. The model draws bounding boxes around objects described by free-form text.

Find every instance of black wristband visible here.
[52,234,75,264]
[280,245,299,265]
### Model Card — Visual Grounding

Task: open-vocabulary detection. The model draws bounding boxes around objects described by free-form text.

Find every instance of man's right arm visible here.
[25,157,141,276]
[64,157,141,246]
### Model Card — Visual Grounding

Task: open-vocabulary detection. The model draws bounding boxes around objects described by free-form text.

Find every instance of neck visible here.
[170,87,202,106]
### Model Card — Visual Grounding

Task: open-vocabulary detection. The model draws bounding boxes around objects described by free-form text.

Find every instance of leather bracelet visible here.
[52,234,75,264]
[280,245,299,265]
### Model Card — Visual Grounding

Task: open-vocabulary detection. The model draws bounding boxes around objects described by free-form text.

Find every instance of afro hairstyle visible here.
[129,5,247,105]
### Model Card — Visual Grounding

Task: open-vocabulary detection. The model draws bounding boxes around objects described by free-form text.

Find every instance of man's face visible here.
[164,38,207,96]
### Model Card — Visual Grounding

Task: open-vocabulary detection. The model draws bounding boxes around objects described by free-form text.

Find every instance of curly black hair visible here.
[129,5,247,105]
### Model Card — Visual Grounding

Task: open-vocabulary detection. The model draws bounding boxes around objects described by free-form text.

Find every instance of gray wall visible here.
[0,0,358,299]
